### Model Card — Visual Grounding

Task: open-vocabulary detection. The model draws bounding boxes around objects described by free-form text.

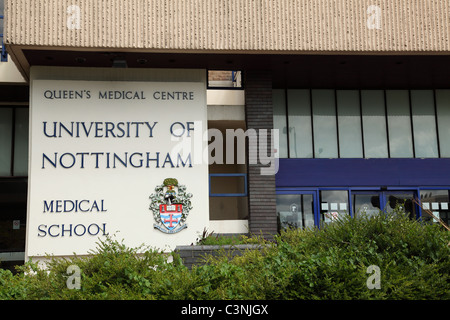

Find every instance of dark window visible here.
[0,107,29,177]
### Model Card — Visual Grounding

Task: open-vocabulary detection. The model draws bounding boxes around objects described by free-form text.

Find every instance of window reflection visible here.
[319,190,349,224]
[287,90,313,158]
[273,89,288,158]
[420,190,450,226]
[276,189,450,230]
[273,89,450,160]
[337,90,363,158]
[353,193,381,218]
[384,192,416,219]
[276,194,315,231]
[0,108,29,177]
[386,90,414,158]
[411,90,439,158]
[312,90,338,158]
[0,108,12,175]
[436,90,450,157]
[361,90,389,158]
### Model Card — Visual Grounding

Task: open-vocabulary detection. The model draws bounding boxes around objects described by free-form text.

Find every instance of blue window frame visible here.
[276,186,450,229]
[0,14,7,62]
[209,173,247,197]
[276,189,320,228]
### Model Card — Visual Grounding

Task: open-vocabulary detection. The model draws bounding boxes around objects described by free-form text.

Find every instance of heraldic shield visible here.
[150,178,193,234]
[159,203,182,231]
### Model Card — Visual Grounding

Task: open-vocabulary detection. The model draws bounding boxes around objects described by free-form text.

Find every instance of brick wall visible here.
[175,244,269,269]
[244,70,277,239]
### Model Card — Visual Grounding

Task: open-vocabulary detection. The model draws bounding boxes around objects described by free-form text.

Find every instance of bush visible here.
[0,210,449,300]
[266,211,450,299]
[0,236,196,300]
[195,227,267,246]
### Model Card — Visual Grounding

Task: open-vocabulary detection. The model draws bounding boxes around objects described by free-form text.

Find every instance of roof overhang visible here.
[4,0,450,84]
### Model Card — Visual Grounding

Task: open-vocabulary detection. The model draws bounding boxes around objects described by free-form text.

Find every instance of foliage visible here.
[1,209,449,300]
[163,178,178,186]
[194,228,266,246]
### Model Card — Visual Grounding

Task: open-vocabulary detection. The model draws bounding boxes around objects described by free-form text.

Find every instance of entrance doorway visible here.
[276,192,317,231]
[276,188,425,230]
[352,190,417,219]
[0,179,27,271]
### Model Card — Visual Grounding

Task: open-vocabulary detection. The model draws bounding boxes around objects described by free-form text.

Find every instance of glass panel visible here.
[277,194,299,230]
[300,194,315,229]
[386,90,414,158]
[361,90,388,158]
[210,175,246,194]
[13,108,29,176]
[0,108,12,176]
[435,90,450,157]
[336,90,363,158]
[0,179,27,255]
[276,194,315,231]
[384,191,416,219]
[319,190,349,224]
[420,190,449,226]
[410,90,439,158]
[312,90,338,158]
[273,89,288,158]
[209,196,248,220]
[353,193,381,218]
[287,89,313,158]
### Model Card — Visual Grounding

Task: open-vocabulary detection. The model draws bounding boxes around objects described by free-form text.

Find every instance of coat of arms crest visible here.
[149,178,193,234]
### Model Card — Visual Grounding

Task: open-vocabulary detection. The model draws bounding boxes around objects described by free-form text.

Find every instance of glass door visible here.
[384,191,417,219]
[0,179,27,272]
[319,190,350,224]
[352,191,381,218]
[352,190,418,219]
[276,192,317,231]
[420,189,450,225]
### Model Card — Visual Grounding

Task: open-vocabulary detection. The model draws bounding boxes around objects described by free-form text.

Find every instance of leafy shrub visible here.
[195,227,267,246]
[267,210,450,299]
[0,209,449,300]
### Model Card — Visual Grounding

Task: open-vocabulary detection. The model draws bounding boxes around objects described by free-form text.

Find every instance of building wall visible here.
[2,0,449,255]
[6,0,450,53]
[0,59,25,84]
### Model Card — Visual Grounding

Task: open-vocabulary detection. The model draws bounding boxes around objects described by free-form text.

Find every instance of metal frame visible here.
[280,88,446,160]
[276,189,320,227]
[276,186,450,228]
[351,188,421,219]
[0,15,7,62]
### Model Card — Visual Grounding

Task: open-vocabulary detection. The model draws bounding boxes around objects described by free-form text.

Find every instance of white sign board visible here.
[26,80,209,258]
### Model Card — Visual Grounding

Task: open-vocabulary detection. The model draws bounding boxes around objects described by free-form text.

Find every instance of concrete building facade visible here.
[1,0,449,268]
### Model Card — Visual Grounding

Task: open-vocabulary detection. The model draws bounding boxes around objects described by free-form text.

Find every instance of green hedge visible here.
[1,210,449,300]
